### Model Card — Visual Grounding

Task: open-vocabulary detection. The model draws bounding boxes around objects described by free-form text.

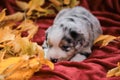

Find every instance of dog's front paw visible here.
[70,53,87,62]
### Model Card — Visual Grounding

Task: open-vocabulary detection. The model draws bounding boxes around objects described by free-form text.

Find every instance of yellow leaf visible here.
[107,62,120,77]
[0,27,15,43]
[35,46,54,70]
[49,0,62,6]
[16,19,38,39]
[5,56,39,80]
[115,70,120,77]
[15,0,28,10]
[0,54,54,80]
[107,67,119,77]
[0,56,36,80]
[0,57,21,74]
[0,9,6,22]
[41,59,54,70]
[4,12,24,22]
[28,0,45,7]
[27,0,46,16]
[64,0,70,5]
[70,0,79,7]
[11,37,37,56]
[0,20,16,29]
[0,50,6,62]
[94,35,117,47]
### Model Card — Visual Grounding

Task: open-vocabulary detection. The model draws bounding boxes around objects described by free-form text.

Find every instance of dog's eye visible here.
[61,45,71,52]
[48,44,53,48]
[46,42,53,48]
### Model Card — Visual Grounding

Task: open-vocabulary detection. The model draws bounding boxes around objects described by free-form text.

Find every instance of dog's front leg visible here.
[70,53,87,62]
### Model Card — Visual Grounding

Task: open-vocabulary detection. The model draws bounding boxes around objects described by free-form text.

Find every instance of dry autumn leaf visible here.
[0,55,54,80]
[0,20,54,80]
[14,0,79,19]
[0,19,39,58]
[27,0,46,16]
[49,0,62,6]
[0,9,6,22]
[15,0,28,10]
[0,57,21,74]
[0,27,15,43]
[0,20,16,30]
[16,19,38,39]
[0,9,24,22]
[0,50,6,61]
[107,62,120,77]
[94,35,120,47]
[64,0,70,5]
[70,0,79,7]
[4,12,24,22]
[11,37,39,56]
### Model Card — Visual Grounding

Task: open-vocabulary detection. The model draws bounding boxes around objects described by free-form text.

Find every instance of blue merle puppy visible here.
[42,6,102,63]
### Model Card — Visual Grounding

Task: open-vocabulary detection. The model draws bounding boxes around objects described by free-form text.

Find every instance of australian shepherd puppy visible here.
[42,6,102,63]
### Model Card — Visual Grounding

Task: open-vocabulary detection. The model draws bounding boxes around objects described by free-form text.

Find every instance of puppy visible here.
[42,6,102,63]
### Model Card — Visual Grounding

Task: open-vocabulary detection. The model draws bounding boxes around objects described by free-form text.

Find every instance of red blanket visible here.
[1,0,120,80]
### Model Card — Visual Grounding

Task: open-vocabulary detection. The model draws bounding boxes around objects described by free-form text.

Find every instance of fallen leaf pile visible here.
[0,8,54,80]
[0,51,54,80]
[15,0,79,20]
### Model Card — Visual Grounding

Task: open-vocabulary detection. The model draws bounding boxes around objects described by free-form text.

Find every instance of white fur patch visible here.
[48,27,64,46]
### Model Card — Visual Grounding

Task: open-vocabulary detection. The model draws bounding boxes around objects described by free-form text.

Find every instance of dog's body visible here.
[42,6,102,63]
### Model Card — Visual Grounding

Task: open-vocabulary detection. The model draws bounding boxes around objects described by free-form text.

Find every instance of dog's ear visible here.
[82,13,102,40]
[69,30,79,39]
[45,27,52,39]
[69,29,85,49]
[71,7,102,40]
[42,26,53,49]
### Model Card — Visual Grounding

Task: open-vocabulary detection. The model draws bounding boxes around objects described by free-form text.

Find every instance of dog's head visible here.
[43,18,88,63]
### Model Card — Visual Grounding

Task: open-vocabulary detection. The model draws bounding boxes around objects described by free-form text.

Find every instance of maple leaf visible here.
[94,35,120,47]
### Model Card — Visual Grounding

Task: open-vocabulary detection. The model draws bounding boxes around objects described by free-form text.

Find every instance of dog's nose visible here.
[50,58,58,63]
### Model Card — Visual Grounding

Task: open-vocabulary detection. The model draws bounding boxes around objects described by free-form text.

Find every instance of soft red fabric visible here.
[1,0,120,80]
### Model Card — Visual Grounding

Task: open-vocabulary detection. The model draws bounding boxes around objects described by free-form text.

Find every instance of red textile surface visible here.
[1,0,120,80]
